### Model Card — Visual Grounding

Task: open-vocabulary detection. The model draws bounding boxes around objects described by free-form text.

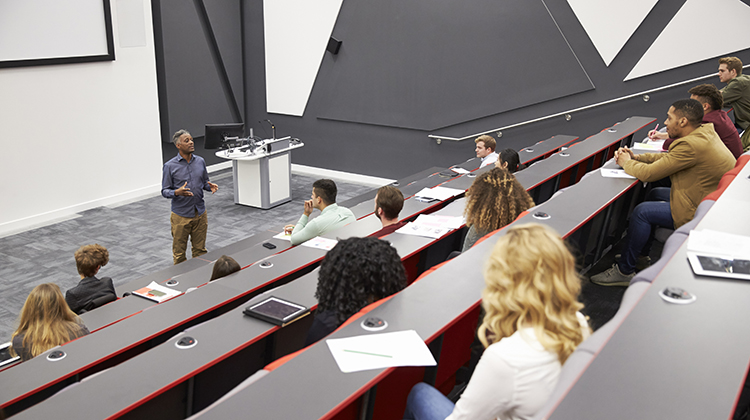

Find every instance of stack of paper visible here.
[413,214,464,230]
[326,330,437,373]
[395,214,464,239]
[273,231,292,241]
[133,281,182,303]
[600,169,637,179]
[301,236,338,251]
[414,186,464,201]
[632,141,665,151]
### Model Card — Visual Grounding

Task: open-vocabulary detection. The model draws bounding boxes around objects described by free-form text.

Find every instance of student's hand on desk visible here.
[648,130,668,140]
[615,147,635,166]
[175,182,193,196]
[208,182,219,194]
[303,200,314,216]
[283,224,294,235]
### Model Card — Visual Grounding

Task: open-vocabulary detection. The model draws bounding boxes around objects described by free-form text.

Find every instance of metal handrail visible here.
[428,65,747,143]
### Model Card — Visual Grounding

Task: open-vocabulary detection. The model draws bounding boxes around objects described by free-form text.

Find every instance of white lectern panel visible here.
[235,160,262,207]
[269,154,290,204]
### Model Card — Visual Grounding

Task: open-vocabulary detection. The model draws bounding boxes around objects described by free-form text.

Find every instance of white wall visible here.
[0,0,162,236]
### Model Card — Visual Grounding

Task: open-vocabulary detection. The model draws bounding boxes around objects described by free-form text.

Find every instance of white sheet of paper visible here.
[414,214,464,230]
[600,169,636,179]
[273,231,292,241]
[301,236,338,251]
[326,330,437,373]
[688,229,750,258]
[451,167,470,174]
[632,141,665,151]
[414,186,464,201]
[395,222,451,239]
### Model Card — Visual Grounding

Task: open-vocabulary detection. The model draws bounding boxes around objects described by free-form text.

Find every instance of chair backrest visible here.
[532,281,651,419]
[186,370,269,419]
[80,293,117,314]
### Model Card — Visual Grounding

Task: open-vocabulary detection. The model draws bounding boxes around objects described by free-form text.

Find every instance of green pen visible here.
[343,349,392,358]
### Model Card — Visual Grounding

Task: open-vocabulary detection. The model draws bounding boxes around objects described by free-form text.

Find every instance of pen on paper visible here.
[343,349,393,358]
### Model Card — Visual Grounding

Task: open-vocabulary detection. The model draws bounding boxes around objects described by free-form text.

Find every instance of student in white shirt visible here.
[475,135,498,168]
[403,223,591,420]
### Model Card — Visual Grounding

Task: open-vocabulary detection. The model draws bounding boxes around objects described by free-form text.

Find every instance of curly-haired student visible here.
[305,237,406,345]
[462,167,534,251]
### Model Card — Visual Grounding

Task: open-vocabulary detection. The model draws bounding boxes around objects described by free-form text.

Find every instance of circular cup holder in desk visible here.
[533,212,551,220]
[608,128,617,133]
[176,336,197,349]
[659,287,696,304]
[559,152,570,157]
[361,317,388,332]
[259,261,273,269]
[523,148,534,153]
[392,181,400,186]
[47,350,66,362]
[467,173,477,178]
[166,279,179,286]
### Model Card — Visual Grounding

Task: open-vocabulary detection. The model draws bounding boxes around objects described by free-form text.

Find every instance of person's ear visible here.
[502,161,509,169]
[679,117,688,128]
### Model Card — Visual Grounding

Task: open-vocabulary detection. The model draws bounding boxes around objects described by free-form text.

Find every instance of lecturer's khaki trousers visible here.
[170,210,208,264]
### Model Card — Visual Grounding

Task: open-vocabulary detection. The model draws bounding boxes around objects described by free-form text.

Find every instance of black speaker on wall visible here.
[327,37,342,55]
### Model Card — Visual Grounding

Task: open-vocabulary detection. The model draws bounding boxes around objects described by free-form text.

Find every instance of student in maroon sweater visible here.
[650,84,742,159]
[369,185,406,238]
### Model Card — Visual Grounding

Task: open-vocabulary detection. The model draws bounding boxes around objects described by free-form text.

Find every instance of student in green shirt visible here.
[284,179,355,245]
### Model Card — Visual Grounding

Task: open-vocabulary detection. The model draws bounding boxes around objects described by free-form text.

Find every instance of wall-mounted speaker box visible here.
[326,37,342,55]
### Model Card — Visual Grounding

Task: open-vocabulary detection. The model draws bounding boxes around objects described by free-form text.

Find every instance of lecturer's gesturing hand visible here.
[303,200,314,217]
[175,181,193,196]
[208,182,219,194]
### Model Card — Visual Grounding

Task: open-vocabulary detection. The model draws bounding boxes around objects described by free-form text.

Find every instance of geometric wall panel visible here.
[625,0,750,81]
[264,0,344,116]
[315,0,595,131]
[568,0,657,66]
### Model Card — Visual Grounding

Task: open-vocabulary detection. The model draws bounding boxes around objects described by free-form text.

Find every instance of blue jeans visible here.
[403,383,454,420]
[620,187,674,274]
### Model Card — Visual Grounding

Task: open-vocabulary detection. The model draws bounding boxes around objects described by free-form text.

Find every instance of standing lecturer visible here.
[162,129,219,264]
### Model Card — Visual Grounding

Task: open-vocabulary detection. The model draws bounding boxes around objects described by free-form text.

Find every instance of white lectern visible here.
[215,137,304,209]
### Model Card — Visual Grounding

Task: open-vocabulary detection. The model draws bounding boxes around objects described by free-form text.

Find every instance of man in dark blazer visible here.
[66,244,116,314]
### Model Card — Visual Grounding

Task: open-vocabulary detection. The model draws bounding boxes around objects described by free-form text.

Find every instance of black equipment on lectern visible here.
[204,123,245,149]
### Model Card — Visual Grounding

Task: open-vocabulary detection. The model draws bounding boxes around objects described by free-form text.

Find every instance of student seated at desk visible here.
[284,179,355,246]
[370,185,406,238]
[495,148,525,173]
[404,224,590,420]
[210,255,241,281]
[11,283,90,362]
[305,237,406,345]
[475,135,499,168]
[185,255,242,294]
[65,244,116,315]
[462,168,534,251]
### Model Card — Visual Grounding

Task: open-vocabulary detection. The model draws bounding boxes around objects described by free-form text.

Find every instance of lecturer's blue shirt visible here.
[161,153,212,217]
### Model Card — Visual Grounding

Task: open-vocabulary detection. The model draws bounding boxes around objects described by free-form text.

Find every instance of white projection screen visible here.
[0,0,115,68]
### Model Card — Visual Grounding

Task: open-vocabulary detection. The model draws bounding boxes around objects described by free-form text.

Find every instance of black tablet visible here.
[243,296,310,326]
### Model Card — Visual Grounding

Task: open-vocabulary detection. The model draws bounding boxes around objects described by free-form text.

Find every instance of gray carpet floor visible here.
[0,169,374,342]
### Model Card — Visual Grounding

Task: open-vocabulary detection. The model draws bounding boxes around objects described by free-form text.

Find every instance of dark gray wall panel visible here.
[314,0,594,130]
[203,0,245,119]
[158,0,750,176]
[159,0,233,139]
